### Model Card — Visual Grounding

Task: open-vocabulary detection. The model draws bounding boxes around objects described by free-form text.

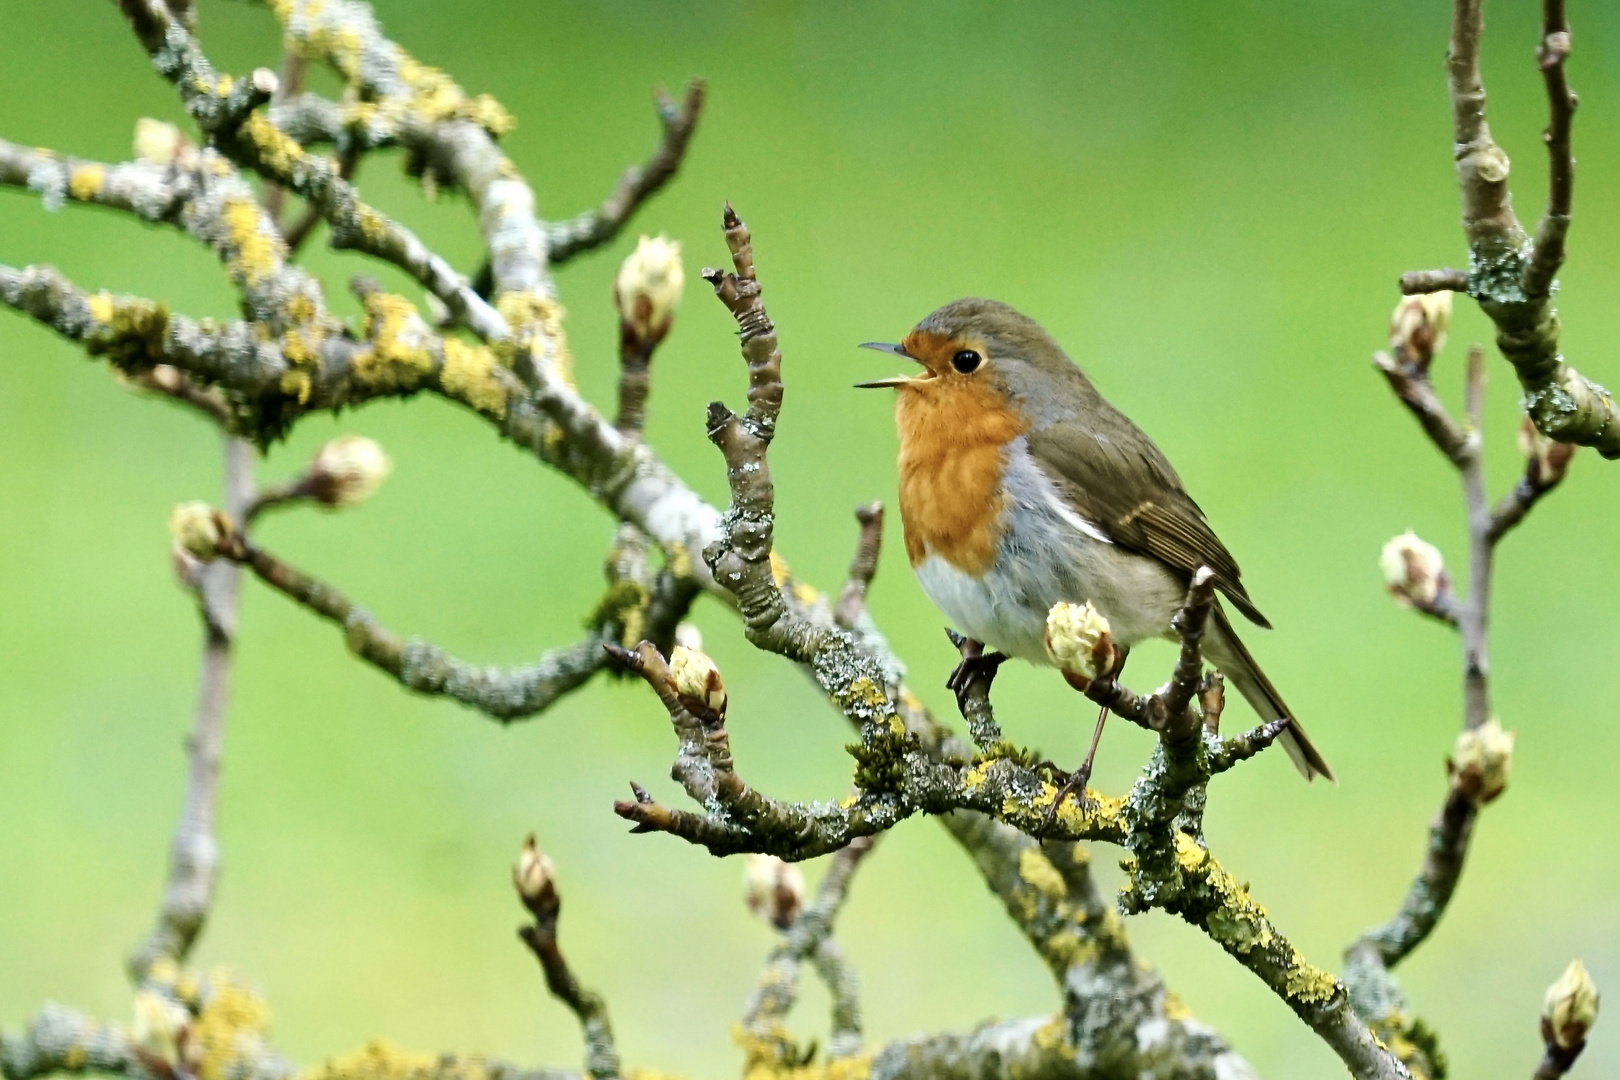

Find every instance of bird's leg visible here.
[944,628,1006,715]
[1038,649,1129,838]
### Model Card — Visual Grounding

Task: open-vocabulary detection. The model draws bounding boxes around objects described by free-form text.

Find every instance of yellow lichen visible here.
[961,763,988,790]
[1042,928,1100,972]
[495,290,574,389]
[87,292,115,326]
[1017,848,1068,902]
[186,970,270,1080]
[1029,1015,1076,1059]
[1282,947,1340,1004]
[63,1045,87,1070]
[221,196,283,287]
[355,292,434,392]
[355,205,390,244]
[68,163,105,201]
[280,369,313,405]
[439,337,508,418]
[768,551,792,586]
[240,113,308,180]
[299,1040,445,1080]
[664,541,693,580]
[843,676,887,709]
[791,580,819,606]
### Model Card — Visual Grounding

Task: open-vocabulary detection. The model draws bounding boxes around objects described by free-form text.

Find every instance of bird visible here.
[856,298,1333,789]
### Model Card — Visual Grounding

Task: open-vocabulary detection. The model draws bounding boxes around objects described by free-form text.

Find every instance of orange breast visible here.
[894,378,1028,575]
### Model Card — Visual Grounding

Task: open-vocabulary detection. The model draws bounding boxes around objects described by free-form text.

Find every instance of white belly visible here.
[911,438,1187,662]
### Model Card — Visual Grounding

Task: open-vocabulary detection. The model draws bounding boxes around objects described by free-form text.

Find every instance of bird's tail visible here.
[1204,605,1335,783]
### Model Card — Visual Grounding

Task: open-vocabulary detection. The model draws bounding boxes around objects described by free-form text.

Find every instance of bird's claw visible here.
[1036,764,1096,840]
[945,630,1006,714]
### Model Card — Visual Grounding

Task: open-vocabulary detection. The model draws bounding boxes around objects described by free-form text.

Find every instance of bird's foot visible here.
[1037,762,1096,840]
[945,629,1006,715]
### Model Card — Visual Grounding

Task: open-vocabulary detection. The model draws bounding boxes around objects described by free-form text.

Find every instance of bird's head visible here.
[858,298,1092,427]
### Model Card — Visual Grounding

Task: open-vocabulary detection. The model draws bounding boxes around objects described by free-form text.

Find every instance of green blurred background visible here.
[3,1,1618,1076]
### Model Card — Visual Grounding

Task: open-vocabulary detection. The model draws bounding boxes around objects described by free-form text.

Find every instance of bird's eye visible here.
[951,349,982,374]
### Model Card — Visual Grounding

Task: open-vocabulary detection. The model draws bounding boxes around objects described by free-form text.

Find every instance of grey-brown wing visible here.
[1025,417,1271,628]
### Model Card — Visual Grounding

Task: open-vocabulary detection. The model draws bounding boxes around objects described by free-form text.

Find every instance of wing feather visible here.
[1025,416,1271,628]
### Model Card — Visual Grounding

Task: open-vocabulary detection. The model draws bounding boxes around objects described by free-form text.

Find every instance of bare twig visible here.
[546,81,706,264]
[514,839,619,1080]
[833,502,884,629]
[219,533,695,721]
[128,435,255,981]
[1400,268,1470,294]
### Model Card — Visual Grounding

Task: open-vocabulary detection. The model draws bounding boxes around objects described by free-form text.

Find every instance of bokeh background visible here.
[3,1,1618,1076]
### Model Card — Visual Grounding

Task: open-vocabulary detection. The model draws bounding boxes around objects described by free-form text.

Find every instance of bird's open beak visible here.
[855,341,922,388]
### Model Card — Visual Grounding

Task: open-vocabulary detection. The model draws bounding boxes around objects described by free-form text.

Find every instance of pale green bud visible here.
[614,234,684,345]
[308,434,392,508]
[669,644,726,715]
[1044,601,1114,685]
[168,501,228,561]
[743,853,804,930]
[1450,718,1515,804]
[1380,531,1446,608]
[1543,958,1599,1049]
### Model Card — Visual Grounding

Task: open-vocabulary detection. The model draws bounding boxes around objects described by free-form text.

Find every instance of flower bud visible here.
[168,501,231,562]
[669,644,726,716]
[132,988,190,1060]
[1044,601,1114,686]
[1390,291,1452,364]
[134,118,189,166]
[743,853,805,930]
[614,234,684,347]
[1379,531,1447,608]
[1543,958,1599,1049]
[1518,417,1576,487]
[1449,718,1515,805]
[307,434,392,508]
[513,834,556,907]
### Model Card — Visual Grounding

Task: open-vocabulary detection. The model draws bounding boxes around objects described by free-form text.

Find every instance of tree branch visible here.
[545,81,706,264]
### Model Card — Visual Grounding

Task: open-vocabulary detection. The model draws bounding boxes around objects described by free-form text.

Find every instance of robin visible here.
[857,298,1333,796]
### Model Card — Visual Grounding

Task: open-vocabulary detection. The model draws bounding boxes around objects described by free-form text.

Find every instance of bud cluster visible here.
[743,853,805,930]
[1448,718,1515,805]
[1379,531,1449,610]
[1044,601,1115,687]
[1389,291,1452,369]
[614,234,685,349]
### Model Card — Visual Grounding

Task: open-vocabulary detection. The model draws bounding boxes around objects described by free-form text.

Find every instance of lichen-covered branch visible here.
[545,81,706,264]
[115,0,509,343]
[128,436,255,982]
[207,525,696,721]
[1404,0,1620,456]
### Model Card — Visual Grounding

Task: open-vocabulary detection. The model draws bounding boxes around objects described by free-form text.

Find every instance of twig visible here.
[222,536,690,721]
[1400,268,1470,294]
[546,80,707,264]
[514,840,620,1080]
[260,48,308,227]
[833,503,884,629]
[739,836,876,1070]
[1525,0,1577,299]
[128,435,255,981]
